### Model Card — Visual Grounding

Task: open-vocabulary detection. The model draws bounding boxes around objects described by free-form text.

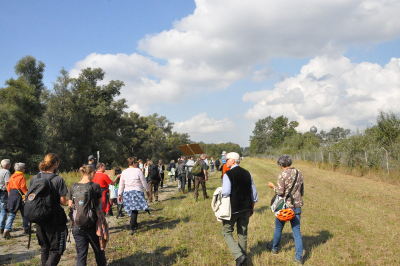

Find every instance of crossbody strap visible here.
[285,169,298,204]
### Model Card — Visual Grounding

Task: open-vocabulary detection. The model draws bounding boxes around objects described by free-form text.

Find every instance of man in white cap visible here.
[221,152,258,266]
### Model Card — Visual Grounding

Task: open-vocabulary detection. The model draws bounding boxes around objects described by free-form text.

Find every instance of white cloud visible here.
[70,0,400,112]
[174,113,234,136]
[244,56,400,131]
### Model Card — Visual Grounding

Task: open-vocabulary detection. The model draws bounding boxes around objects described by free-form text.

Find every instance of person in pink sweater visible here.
[118,157,150,234]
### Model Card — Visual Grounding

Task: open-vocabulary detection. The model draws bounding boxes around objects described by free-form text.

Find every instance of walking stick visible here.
[27,222,32,249]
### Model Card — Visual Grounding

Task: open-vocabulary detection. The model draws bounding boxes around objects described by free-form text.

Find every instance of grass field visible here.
[2,157,400,265]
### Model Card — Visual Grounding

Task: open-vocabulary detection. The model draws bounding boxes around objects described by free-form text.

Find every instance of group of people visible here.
[0,151,305,265]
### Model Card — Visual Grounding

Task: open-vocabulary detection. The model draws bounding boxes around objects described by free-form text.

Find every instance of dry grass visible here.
[3,158,400,265]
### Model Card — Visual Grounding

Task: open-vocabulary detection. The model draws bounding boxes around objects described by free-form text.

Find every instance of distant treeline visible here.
[249,112,400,174]
[0,56,241,171]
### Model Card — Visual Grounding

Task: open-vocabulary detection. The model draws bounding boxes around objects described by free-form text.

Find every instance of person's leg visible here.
[148,183,154,202]
[154,182,159,201]
[187,173,192,191]
[290,208,303,261]
[272,218,285,252]
[72,227,90,266]
[201,177,208,199]
[46,226,66,266]
[160,173,164,188]
[180,176,186,193]
[237,212,250,254]
[35,224,50,266]
[130,210,138,231]
[4,211,16,231]
[222,215,243,260]
[194,176,200,200]
[0,192,7,232]
[87,227,107,266]
[19,205,30,233]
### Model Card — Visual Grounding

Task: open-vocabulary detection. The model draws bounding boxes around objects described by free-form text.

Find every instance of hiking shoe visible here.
[294,258,303,265]
[271,249,279,254]
[3,230,11,239]
[235,254,247,266]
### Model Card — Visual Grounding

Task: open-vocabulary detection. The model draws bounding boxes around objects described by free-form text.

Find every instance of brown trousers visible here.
[194,176,208,200]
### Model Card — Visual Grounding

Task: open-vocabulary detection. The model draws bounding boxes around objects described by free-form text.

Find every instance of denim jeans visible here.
[5,208,29,231]
[272,207,303,261]
[0,191,7,230]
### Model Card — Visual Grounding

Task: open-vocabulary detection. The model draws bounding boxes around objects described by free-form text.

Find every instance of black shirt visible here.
[30,172,69,225]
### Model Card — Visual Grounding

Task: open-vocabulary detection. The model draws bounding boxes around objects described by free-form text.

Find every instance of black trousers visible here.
[72,226,107,266]
[130,210,138,230]
[36,223,67,266]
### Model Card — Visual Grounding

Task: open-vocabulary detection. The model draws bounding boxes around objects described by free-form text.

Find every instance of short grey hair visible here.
[14,162,26,171]
[277,155,292,167]
[200,154,207,160]
[1,159,11,169]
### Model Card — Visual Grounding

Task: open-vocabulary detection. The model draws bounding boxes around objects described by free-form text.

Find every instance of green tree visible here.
[0,56,45,169]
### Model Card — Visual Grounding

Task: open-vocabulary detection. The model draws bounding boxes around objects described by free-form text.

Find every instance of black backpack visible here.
[149,165,160,181]
[24,173,57,224]
[71,182,97,228]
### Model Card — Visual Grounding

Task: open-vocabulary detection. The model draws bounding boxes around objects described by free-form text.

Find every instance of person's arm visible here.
[68,199,73,208]
[106,174,114,186]
[221,174,231,197]
[250,175,258,203]
[60,196,68,206]
[20,175,28,194]
[58,178,69,206]
[203,162,208,181]
[118,174,125,202]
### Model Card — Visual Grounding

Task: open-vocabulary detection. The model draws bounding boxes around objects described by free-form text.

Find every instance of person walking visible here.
[31,153,68,266]
[0,159,11,235]
[168,160,176,182]
[118,157,150,234]
[93,163,113,215]
[176,159,186,193]
[3,162,29,238]
[147,160,160,202]
[158,160,165,188]
[221,152,258,266]
[185,157,195,192]
[268,155,304,265]
[193,154,209,201]
[68,165,107,266]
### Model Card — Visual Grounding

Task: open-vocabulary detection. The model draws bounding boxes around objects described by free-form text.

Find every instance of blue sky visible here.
[2,0,400,146]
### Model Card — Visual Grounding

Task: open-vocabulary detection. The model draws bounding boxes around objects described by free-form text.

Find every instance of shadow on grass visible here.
[109,216,190,234]
[109,246,188,266]
[254,206,269,213]
[249,230,333,263]
[0,250,38,265]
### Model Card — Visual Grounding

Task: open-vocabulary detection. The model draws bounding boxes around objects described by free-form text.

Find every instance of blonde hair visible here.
[39,153,60,172]
[79,165,95,177]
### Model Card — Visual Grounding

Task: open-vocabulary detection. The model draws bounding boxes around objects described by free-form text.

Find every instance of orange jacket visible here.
[7,171,28,194]
[221,164,230,178]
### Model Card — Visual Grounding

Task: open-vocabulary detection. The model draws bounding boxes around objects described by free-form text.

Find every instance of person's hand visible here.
[118,195,123,203]
[268,182,275,189]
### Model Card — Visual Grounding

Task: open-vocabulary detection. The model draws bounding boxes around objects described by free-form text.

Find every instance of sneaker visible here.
[271,249,279,254]
[3,230,11,239]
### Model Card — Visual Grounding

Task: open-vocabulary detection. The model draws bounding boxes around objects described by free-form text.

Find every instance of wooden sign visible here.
[178,144,204,155]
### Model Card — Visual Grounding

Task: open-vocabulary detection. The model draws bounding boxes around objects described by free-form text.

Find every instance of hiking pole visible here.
[27,222,32,249]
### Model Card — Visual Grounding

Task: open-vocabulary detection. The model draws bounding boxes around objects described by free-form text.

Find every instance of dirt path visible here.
[0,181,179,265]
